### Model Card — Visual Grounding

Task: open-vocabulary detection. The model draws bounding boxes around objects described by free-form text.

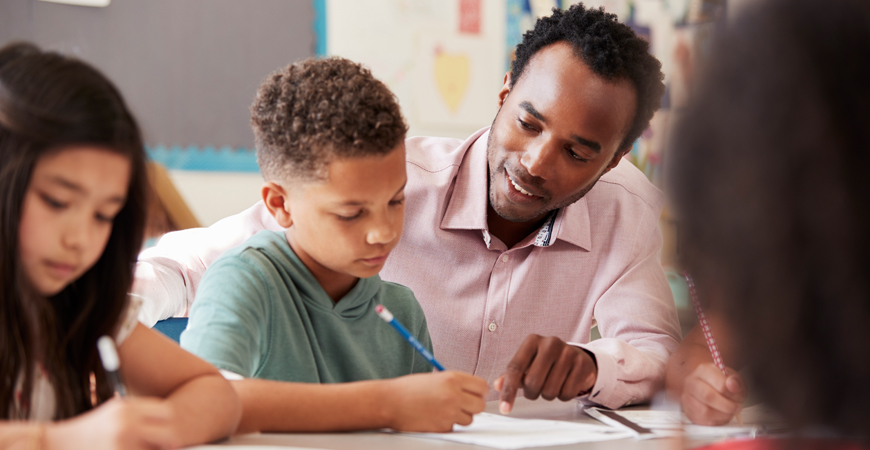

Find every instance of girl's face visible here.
[18,146,131,296]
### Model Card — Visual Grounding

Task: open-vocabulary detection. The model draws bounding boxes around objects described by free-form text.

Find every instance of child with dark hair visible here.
[669,0,870,444]
[0,42,240,448]
[180,57,487,433]
[137,1,680,415]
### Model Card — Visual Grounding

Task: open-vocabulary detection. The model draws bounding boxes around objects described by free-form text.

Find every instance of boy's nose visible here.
[366,222,398,245]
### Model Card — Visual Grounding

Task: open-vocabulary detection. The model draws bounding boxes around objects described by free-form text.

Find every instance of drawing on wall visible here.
[415,34,499,128]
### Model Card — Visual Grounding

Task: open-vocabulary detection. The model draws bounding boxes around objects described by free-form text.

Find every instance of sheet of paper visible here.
[188,446,322,450]
[609,410,761,438]
[400,412,632,449]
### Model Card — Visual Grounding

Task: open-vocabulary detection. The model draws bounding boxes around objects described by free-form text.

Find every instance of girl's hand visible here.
[383,371,488,432]
[681,362,746,426]
[45,397,180,450]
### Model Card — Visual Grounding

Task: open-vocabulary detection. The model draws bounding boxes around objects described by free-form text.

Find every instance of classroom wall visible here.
[0,0,315,225]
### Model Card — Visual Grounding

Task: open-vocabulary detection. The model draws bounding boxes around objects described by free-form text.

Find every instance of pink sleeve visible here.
[573,215,681,409]
[133,201,281,326]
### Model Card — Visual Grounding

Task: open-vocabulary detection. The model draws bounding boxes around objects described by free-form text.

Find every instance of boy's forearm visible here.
[166,374,242,445]
[232,378,395,433]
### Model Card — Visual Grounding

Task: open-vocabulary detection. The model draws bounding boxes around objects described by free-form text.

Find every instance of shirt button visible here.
[501,254,509,263]
[488,322,498,332]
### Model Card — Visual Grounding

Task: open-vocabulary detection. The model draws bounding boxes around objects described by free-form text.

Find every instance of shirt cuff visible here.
[569,342,621,409]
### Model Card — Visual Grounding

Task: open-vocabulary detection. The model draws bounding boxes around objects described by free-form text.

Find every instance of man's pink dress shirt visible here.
[134,128,680,408]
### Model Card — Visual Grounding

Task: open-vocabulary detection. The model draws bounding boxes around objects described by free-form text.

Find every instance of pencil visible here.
[97,335,128,397]
[684,273,743,426]
[375,304,445,371]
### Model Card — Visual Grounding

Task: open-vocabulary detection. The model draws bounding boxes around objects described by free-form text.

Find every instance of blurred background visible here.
[0,0,752,326]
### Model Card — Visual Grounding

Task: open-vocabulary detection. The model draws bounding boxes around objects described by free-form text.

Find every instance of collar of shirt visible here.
[439,127,592,251]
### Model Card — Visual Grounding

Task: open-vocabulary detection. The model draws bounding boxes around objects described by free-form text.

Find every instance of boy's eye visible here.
[95,213,114,223]
[389,198,405,207]
[40,193,68,210]
[336,211,363,221]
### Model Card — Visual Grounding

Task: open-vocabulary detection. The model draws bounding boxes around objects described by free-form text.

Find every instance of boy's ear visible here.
[261,181,293,228]
[497,72,512,108]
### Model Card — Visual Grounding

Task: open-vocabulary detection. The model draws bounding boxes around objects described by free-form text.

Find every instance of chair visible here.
[152,317,189,343]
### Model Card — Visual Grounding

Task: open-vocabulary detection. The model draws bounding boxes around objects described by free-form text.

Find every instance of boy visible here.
[180,58,487,433]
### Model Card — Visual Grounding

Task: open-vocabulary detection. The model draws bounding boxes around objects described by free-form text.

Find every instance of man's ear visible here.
[261,181,293,228]
[497,72,512,108]
[603,145,632,175]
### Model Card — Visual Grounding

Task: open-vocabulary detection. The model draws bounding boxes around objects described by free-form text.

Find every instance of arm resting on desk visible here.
[231,371,487,434]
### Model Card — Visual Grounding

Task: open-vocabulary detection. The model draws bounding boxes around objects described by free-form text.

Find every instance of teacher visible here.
[134,3,680,412]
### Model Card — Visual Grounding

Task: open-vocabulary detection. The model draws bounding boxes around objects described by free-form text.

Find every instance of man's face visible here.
[487,41,637,224]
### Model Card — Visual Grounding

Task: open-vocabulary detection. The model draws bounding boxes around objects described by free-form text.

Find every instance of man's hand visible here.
[681,362,746,425]
[494,334,597,414]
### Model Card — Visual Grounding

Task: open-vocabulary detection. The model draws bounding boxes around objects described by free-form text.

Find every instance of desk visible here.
[209,398,690,450]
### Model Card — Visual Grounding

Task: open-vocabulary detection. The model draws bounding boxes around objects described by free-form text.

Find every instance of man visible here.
[135,4,680,412]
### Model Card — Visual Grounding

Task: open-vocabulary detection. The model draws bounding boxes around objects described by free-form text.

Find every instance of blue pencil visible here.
[375,304,445,371]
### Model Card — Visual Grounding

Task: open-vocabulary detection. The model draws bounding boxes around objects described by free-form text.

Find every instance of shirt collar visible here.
[439,127,592,251]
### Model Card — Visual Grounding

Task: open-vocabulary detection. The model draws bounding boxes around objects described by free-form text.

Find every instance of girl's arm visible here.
[0,423,45,449]
[117,324,241,445]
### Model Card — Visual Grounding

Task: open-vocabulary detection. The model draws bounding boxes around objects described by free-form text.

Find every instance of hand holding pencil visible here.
[682,273,747,427]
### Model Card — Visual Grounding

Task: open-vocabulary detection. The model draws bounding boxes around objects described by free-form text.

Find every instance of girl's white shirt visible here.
[10,296,142,421]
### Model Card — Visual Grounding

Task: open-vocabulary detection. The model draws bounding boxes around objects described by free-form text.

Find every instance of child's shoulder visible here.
[213,229,289,267]
[376,281,427,325]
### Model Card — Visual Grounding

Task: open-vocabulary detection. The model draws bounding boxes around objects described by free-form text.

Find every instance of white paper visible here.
[608,410,760,438]
[188,446,322,450]
[400,412,632,449]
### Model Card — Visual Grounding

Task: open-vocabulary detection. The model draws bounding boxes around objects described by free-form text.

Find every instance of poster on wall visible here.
[414,34,500,129]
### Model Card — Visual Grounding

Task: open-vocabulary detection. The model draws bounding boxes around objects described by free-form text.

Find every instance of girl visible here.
[0,43,240,448]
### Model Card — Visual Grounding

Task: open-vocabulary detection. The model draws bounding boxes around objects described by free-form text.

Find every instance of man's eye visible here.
[389,199,405,206]
[568,149,590,163]
[95,213,114,223]
[518,119,536,131]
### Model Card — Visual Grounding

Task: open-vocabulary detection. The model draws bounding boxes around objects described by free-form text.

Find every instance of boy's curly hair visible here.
[512,4,665,150]
[251,57,408,182]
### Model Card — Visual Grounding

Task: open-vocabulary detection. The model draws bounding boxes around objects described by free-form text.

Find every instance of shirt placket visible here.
[475,245,512,381]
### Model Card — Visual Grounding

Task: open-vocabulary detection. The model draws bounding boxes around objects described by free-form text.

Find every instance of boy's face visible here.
[277,144,407,299]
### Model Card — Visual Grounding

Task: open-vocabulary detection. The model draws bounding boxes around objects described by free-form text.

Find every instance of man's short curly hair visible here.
[251,57,408,183]
[511,4,665,150]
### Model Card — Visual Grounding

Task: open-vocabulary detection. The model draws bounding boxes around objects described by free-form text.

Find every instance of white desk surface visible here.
[205,398,701,450]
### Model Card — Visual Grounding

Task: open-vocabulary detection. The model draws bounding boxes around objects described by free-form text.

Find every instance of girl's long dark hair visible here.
[670,0,870,436]
[0,42,147,419]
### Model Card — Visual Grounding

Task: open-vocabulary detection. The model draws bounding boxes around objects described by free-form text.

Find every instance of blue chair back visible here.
[153,317,189,343]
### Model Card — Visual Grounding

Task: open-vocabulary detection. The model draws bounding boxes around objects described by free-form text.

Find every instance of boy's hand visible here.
[384,371,487,432]
[496,334,597,414]
[45,397,180,450]
[681,362,746,426]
